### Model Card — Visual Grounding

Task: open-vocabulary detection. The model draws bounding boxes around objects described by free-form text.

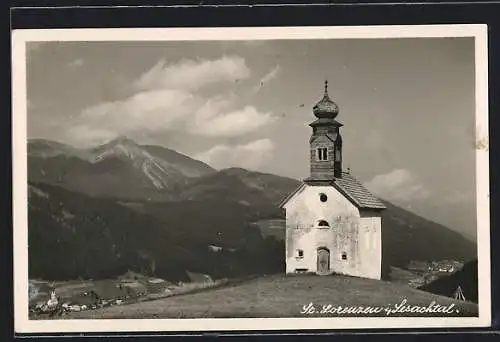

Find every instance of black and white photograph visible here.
[12,25,490,333]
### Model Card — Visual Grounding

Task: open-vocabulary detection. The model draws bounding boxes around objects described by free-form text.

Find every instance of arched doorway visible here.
[316,247,330,275]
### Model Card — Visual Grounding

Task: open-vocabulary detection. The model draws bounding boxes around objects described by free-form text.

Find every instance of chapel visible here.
[279,81,386,280]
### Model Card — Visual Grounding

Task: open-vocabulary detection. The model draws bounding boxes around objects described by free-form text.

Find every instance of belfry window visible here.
[316,147,328,161]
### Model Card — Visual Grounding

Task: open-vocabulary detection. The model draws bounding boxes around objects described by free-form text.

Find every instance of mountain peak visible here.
[89,136,145,164]
[105,135,138,146]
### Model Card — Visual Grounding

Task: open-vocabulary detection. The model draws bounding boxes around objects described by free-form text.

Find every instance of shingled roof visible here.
[333,172,386,210]
[279,171,386,210]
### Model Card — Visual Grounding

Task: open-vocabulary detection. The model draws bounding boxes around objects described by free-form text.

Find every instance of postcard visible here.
[11,24,490,333]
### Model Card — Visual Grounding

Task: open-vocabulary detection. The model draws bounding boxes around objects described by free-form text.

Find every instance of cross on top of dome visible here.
[313,80,339,119]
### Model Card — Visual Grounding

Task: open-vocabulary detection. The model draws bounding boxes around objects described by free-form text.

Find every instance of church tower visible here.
[279,80,386,280]
[306,81,343,182]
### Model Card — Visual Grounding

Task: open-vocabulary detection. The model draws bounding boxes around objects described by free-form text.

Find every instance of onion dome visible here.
[313,80,339,119]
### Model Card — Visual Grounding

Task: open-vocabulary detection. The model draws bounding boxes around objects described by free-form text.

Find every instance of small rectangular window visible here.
[341,252,347,260]
[297,249,304,258]
[316,147,328,161]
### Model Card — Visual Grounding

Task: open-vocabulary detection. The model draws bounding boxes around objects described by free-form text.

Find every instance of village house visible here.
[279,81,386,280]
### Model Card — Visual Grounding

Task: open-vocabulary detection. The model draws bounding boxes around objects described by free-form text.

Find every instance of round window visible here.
[319,193,328,202]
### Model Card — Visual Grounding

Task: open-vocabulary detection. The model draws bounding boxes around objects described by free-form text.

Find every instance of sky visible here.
[26,37,477,241]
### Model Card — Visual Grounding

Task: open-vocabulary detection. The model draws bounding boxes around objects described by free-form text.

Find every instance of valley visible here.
[26,137,478,316]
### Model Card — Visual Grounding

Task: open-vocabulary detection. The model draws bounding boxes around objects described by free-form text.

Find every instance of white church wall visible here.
[359,213,383,280]
[284,184,363,275]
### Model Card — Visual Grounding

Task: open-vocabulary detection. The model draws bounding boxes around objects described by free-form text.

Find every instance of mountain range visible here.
[28,137,215,201]
[27,137,477,282]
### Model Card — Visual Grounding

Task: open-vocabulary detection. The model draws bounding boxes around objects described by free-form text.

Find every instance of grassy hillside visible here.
[61,274,478,319]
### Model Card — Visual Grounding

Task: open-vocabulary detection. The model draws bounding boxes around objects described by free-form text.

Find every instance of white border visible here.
[12,24,491,333]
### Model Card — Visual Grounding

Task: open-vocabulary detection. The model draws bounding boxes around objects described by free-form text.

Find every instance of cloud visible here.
[64,125,118,148]
[63,88,195,145]
[67,58,84,68]
[261,65,280,84]
[253,65,280,93]
[364,169,430,203]
[65,90,275,145]
[189,97,276,138]
[62,56,276,146]
[133,55,251,92]
[194,139,275,170]
[80,89,195,127]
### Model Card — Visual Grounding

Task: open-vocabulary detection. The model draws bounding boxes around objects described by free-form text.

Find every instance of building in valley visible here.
[279,81,386,280]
